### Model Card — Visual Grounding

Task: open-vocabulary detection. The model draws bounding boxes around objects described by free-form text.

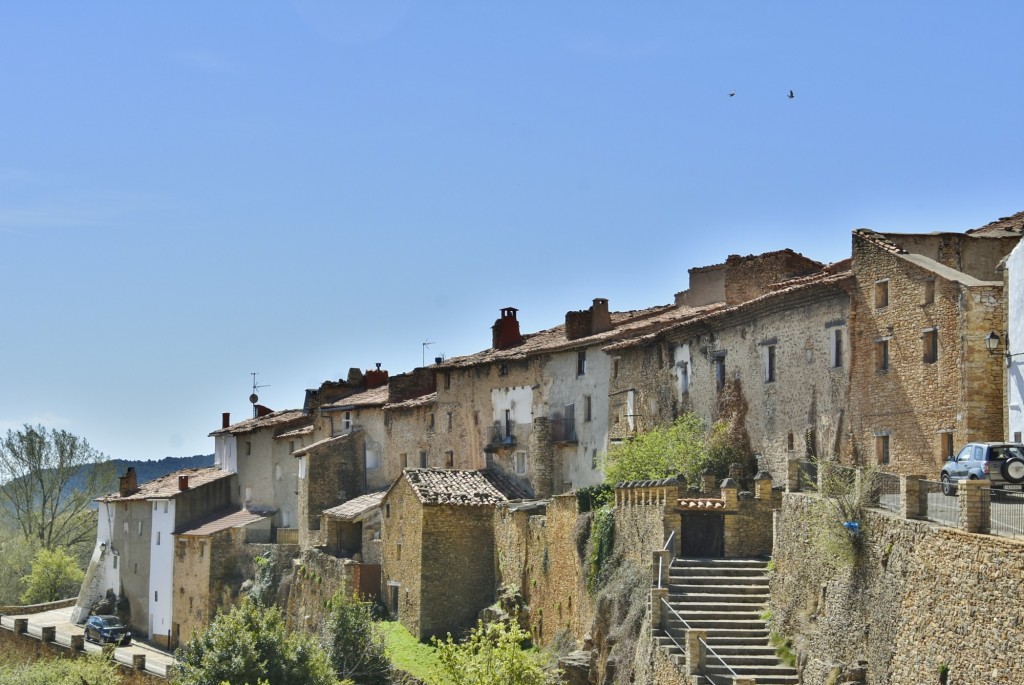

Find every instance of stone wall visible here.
[298,432,365,548]
[283,548,358,633]
[381,477,424,639]
[772,493,1024,685]
[848,233,1008,474]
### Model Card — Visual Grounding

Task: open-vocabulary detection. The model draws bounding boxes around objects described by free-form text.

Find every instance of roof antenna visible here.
[422,340,434,367]
[250,372,270,418]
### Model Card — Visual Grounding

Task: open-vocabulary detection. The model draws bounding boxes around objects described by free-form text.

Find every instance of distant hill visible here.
[74,454,216,497]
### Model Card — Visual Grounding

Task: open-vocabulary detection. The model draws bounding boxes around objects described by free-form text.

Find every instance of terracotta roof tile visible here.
[677,498,726,510]
[323,385,389,409]
[176,507,268,536]
[400,468,531,505]
[323,491,386,520]
[209,410,310,437]
[275,425,313,439]
[967,211,1024,236]
[97,467,232,502]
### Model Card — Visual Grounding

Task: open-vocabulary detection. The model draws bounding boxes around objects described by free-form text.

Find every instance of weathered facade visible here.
[380,468,531,641]
[847,224,1019,473]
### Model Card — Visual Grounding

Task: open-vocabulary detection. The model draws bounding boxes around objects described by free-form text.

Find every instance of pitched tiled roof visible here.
[437,304,719,369]
[399,468,531,505]
[967,211,1024,236]
[604,268,852,352]
[386,392,437,410]
[853,229,906,254]
[97,467,232,502]
[275,425,313,440]
[323,385,389,410]
[323,491,386,520]
[176,507,267,536]
[209,410,310,437]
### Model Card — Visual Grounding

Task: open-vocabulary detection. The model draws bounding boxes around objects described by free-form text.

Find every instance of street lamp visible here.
[985,331,1001,352]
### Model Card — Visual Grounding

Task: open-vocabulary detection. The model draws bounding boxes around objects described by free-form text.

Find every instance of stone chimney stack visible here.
[222,412,231,429]
[565,298,613,341]
[119,467,138,497]
[591,298,611,335]
[492,307,524,350]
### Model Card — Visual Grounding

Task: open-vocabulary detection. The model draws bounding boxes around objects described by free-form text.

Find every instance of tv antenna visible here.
[422,340,434,367]
[250,372,270,418]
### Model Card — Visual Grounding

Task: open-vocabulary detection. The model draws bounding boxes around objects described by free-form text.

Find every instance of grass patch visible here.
[377,620,442,684]
[769,631,797,667]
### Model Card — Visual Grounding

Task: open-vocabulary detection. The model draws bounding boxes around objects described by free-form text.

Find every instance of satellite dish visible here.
[249,393,259,404]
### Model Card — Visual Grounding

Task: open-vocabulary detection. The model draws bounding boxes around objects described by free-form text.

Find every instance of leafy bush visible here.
[432,620,558,685]
[586,506,614,594]
[0,652,121,685]
[173,597,334,685]
[574,483,613,513]
[323,591,391,685]
[602,413,746,486]
[21,547,84,604]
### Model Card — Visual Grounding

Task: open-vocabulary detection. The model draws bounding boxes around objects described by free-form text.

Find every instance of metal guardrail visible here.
[658,597,688,653]
[873,471,901,512]
[990,489,1024,539]
[920,479,960,525]
[699,636,739,684]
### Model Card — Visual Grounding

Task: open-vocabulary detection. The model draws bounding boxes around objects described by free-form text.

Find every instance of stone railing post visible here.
[685,629,707,678]
[651,587,668,633]
[653,549,671,588]
[720,478,739,510]
[701,469,717,495]
[901,475,924,519]
[132,654,146,671]
[787,460,801,492]
[41,626,55,643]
[733,678,756,685]
[959,479,991,534]
[70,634,84,651]
[14,618,27,634]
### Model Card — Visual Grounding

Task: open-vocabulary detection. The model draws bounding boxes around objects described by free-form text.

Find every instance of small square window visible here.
[875,280,889,309]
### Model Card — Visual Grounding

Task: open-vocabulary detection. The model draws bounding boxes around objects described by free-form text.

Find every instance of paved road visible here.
[0,606,175,677]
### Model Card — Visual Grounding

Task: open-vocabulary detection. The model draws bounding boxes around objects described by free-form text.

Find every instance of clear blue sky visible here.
[1,2,1021,462]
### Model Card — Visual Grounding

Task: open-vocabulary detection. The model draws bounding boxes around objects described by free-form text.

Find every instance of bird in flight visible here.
[729,90,736,97]
[787,90,795,99]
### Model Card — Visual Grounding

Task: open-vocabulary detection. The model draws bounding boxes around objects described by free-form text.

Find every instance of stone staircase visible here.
[653,557,799,685]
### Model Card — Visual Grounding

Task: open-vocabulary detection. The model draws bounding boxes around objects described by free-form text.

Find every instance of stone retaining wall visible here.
[772,493,1024,685]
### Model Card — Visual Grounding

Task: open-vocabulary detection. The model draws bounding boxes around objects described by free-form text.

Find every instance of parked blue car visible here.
[84,614,131,645]
[940,442,1024,496]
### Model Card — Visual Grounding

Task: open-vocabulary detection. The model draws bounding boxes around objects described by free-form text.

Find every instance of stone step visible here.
[668,603,765,615]
[668,591,768,603]
[666,617,765,631]
[672,609,765,621]
[669,574,769,585]
[672,583,768,596]
[706,663,798,679]
[673,557,770,568]
[670,566,769,577]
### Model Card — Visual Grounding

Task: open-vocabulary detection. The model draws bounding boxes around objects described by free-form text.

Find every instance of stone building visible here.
[380,468,531,641]
[73,467,236,648]
[434,302,707,497]
[209,408,313,529]
[604,251,850,481]
[847,219,1021,474]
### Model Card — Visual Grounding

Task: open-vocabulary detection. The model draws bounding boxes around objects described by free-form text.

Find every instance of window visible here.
[155,591,158,602]
[156,532,161,545]
[714,356,726,390]
[678,362,689,395]
[366,450,380,470]
[577,350,587,376]
[787,431,795,451]
[447,412,453,431]
[444,371,451,390]
[445,451,454,468]
[505,409,513,438]
[418,450,428,468]
[923,279,935,305]
[428,413,435,431]
[112,554,118,569]
[583,395,592,422]
[289,440,295,454]
[563,403,576,442]
[199,542,205,559]
[923,329,938,364]
[499,364,509,376]
[396,543,402,561]
[764,345,777,383]
[875,339,890,372]
[137,521,143,536]
[940,433,954,460]
[875,280,889,309]
[613,359,619,379]
[830,328,843,368]
[876,434,890,465]
[246,441,252,456]
[591,449,599,469]
[134,562,138,574]
[400,453,408,469]
[514,452,527,475]
[342,411,353,431]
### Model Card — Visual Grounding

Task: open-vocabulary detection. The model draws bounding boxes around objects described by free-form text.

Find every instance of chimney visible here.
[119,468,138,497]
[222,412,230,429]
[591,298,612,334]
[178,475,190,491]
[365,363,389,389]
[492,307,524,350]
[255,404,273,418]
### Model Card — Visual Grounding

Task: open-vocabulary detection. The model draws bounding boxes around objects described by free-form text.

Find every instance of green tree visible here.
[0,652,121,685]
[323,591,390,684]
[0,425,115,556]
[20,546,84,603]
[601,413,746,485]
[0,523,39,604]
[173,597,335,685]
[432,621,557,685]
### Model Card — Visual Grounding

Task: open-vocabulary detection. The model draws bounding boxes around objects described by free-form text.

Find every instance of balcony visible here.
[484,421,516,452]
[549,417,577,444]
